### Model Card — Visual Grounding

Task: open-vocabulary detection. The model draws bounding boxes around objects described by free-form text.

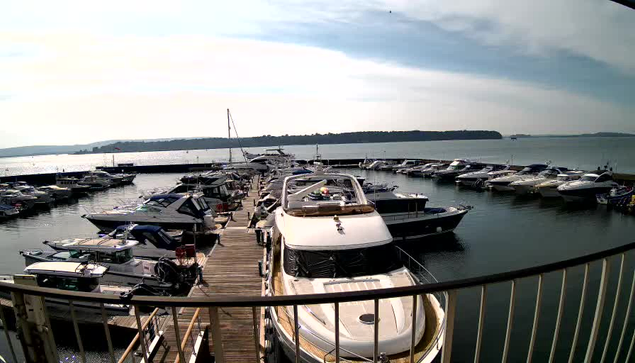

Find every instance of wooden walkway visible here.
[162,186,264,362]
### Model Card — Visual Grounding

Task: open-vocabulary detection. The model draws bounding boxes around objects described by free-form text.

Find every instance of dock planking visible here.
[162,185,264,363]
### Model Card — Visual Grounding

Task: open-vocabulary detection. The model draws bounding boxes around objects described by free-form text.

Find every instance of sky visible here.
[1,0,634,148]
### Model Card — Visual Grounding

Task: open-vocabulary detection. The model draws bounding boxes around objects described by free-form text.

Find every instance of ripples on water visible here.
[0,169,634,361]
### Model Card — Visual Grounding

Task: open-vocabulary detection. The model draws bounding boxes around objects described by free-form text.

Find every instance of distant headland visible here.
[73,130,503,154]
[509,132,635,139]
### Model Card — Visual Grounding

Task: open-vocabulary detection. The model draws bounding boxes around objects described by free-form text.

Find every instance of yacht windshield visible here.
[145,196,180,208]
[283,244,403,278]
[581,175,598,182]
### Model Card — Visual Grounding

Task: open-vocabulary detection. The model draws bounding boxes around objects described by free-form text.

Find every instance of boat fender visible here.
[258,260,265,277]
[436,226,443,233]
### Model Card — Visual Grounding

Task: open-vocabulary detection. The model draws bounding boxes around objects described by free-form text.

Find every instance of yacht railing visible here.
[0,242,635,363]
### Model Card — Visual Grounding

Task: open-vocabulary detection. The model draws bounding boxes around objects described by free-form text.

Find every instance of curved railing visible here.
[0,241,634,363]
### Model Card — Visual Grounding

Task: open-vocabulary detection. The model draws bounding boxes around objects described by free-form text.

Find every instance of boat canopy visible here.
[25,262,107,278]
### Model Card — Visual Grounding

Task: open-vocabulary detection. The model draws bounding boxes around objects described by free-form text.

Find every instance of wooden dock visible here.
[162,186,264,362]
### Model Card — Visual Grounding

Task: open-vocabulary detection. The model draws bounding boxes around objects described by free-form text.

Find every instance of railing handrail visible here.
[1,241,633,307]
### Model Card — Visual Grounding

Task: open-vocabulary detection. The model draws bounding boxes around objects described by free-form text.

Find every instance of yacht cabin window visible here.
[145,196,180,208]
[283,244,403,278]
[581,175,598,182]
[595,174,613,182]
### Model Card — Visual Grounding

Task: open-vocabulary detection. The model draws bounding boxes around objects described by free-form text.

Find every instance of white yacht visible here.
[11,182,53,205]
[79,171,117,190]
[0,188,38,210]
[456,165,510,187]
[509,167,569,195]
[82,193,216,233]
[487,164,549,191]
[408,163,445,178]
[391,160,421,173]
[365,160,387,170]
[265,173,444,362]
[557,172,618,202]
[535,172,584,198]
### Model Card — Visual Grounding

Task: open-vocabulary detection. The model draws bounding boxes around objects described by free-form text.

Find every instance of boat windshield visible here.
[36,275,99,292]
[283,244,403,278]
[580,175,598,182]
[285,176,374,216]
[145,196,180,208]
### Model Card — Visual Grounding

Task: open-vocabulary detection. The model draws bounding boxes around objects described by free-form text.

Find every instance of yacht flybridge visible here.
[264,173,444,362]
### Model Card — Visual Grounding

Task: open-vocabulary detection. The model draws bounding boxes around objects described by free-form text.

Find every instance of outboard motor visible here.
[154,257,199,294]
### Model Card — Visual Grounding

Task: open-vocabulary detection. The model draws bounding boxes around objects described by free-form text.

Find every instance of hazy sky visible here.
[1,0,635,148]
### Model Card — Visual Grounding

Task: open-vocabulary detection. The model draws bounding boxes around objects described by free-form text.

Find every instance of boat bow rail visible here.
[1,242,635,363]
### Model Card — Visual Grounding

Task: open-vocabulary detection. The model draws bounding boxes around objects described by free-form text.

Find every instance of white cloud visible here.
[0,32,632,148]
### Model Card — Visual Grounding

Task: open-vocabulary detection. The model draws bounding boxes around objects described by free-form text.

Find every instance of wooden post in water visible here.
[228,108,232,164]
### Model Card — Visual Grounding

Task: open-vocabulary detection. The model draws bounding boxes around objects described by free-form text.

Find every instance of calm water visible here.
[1,137,634,176]
[0,137,634,361]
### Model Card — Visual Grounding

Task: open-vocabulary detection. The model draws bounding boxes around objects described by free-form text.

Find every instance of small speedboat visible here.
[407,163,445,177]
[0,204,19,219]
[38,185,73,202]
[392,160,421,173]
[432,159,472,180]
[596,186,634,205]
[557,172,618,203]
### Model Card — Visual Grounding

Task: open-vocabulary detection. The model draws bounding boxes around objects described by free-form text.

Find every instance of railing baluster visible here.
[209,307,225,363]
[134,306,149,363]
[502,279,517,363]
[601,253,625,363]
[410,295,417,363]
[549,269,568,363]
[584,258,611,362]
[172,306,186,363]
[474,285,487,363]
[441,290,457,363]
[100,303,116,363]
[294,304,300,363]
[527,274,544,363]
[614,270,635,363]
[569,263,590,363]
[335,302,340,363]
[374,298,379,363]
[69,302,86,363]
[0,300,18,363]
[252,306,260,363]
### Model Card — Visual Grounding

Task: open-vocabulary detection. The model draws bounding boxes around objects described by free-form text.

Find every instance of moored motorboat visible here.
[535,172,584,198]
[557,172,618,203]
[0,204,20,219]
[456,164,510,187]
[509,167,569,195]
[487,164,549,192]
[263,172,444,362]
[596,186,634,206]
[367,191,470,240]
[82,193,216,233]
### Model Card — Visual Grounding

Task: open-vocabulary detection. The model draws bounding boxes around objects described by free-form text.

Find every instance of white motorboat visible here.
[365,160,387,170]
[392,160,421,173]
[509,167,569,195]
[11,182,53,205]
[21,235,199,292]
[38,185,73,201]
[0,204,19,219]
[557,172,618,202]
[407,163,445,178]
[456,165,511,187]
[170,173,242,212]
[0,262,131,320]
[0,188,38,210]
[265,172,444,362]
[535,172,584,198]
[82,193,216,233]
[487,164,549,192]
[79,170,120,190]
[56,176,92,194]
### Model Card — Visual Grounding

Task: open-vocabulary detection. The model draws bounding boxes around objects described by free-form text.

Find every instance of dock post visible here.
[209,307,226,363]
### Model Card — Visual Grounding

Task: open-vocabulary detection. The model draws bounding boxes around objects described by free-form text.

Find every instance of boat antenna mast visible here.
[227,108,232,164]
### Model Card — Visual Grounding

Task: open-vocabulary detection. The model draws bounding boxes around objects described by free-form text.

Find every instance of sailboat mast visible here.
[227,108,232,164]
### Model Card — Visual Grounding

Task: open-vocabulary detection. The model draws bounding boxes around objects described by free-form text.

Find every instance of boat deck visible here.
[162,186,264,362]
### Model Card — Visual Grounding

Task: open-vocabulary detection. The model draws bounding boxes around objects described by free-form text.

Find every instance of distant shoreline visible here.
[73,130,502,155]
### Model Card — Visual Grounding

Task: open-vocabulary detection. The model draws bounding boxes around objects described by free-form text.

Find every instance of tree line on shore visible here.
[75,130,503,154]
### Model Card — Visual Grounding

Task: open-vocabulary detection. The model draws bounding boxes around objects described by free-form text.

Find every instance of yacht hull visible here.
[558,187,614,203]
[537,187,561,198]
[383,208,468,240]
[84,216,204,233]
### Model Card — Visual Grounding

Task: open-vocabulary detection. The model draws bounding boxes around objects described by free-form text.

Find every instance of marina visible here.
[0,142,634,362]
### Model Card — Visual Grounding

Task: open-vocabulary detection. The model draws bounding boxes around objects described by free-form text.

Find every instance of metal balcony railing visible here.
[0,241,634,363]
